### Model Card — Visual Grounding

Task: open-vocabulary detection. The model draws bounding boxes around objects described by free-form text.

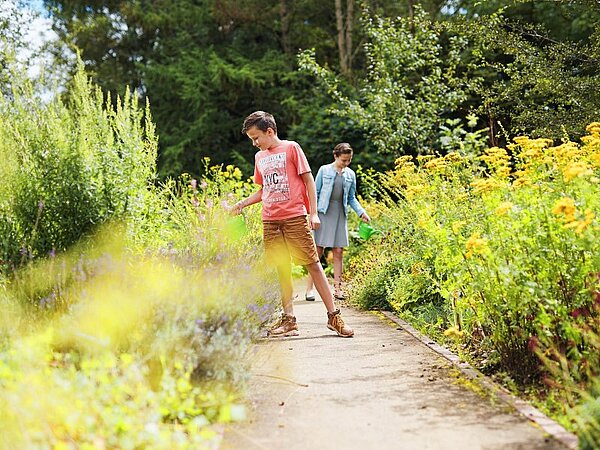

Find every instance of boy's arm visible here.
[232,189,262,215]
[301,172,320,230]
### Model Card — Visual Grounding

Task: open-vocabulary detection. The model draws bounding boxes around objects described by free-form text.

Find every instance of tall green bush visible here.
[0,62,157,272]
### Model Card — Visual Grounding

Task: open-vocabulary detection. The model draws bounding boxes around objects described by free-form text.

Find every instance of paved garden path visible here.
[222,285,576,450]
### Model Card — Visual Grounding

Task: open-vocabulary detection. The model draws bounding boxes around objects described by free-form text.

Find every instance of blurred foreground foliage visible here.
[0,64,277,448]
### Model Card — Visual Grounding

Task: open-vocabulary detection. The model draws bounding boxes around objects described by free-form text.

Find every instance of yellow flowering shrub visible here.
[347,123,600,422]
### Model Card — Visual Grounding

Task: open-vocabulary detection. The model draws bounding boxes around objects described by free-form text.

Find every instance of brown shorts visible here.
[263,215,319,266]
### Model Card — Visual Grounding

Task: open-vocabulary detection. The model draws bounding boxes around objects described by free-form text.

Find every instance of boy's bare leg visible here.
[305,246,324,294]
[305,261,335,312]
[277,262,294,316]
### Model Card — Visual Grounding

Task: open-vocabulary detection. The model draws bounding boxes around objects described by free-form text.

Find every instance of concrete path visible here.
[222,290,571,450]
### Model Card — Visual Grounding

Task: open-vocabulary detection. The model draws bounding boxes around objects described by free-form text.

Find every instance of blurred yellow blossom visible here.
[551,197,577,223]
[444,152,462,162]
[424,157,448,173]
[444,325,464,339]
[451,221,467,233]
[405,184,425,199]
[513,136,530,145]
[586,122,600,136]
[471,178,504,194]
[495,201,514,216]
[577,209,595,234]
[512,177,532,188]
[395,155,414,166]
[465,232,489,258]
[553,142,583,164]
[563,162,593,182]
[564,209,595,234]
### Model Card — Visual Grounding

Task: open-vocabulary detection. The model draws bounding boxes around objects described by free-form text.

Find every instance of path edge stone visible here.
[380,311,579,450]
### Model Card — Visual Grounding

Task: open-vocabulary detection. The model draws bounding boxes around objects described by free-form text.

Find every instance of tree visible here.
[446,0,600,142]
[299,7,473,157]
[42,0,455,177]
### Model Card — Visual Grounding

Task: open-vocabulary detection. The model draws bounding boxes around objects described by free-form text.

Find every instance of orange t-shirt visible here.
[254,140,311,220]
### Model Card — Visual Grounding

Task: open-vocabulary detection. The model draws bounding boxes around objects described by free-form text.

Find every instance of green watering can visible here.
[225,215,248,241]
[358,222,381,240]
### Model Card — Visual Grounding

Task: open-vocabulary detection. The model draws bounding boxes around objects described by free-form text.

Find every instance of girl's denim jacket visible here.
[315,163,366,217]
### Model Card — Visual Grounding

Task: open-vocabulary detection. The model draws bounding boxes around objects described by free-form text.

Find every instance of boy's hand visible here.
[229,201,244,216]
[310,213,321,230]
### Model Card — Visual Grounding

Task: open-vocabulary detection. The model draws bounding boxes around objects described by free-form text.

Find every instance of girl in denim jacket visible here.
[305,143,370,301]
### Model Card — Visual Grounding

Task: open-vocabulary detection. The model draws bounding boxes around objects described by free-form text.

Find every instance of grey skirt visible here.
[314,201,348,248]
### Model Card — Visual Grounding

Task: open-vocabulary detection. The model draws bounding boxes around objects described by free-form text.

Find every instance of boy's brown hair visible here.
[242,111,278,134]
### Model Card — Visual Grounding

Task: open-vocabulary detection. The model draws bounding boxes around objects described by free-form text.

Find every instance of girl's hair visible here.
[241,111,278,134]
[333,142,353,157]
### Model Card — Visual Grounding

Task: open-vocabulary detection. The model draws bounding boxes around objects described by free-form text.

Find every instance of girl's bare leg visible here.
[332,247,344,297]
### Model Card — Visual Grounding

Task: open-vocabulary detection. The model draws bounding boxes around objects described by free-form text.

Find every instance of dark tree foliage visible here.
[41,0,600,177]
[446,0,600,142]
[41,0,439,178]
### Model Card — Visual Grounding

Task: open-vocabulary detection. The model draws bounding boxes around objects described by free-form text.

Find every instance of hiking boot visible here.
[267,314,299,337]
[327,309,354,337]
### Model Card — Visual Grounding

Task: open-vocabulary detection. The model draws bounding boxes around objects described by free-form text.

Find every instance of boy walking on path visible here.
[231,111,354,338]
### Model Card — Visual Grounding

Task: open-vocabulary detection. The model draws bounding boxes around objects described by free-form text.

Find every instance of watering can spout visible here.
[358,222,380,240]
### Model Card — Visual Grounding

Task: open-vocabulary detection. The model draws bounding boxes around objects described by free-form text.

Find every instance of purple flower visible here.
[190,179,198,190]
[38,200,44,210]
[49,248,56,258]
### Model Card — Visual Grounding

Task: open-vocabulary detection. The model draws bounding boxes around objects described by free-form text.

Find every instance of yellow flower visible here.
[564,209,595,234]
[471,178,504,194]
[404,184,424,199]
[552,142,583,162]
[233,167,243,179]
[512,177,532,188]
[417,155,435,163]
[551,197,577,223]
[444,152,462,162]
[513,136,530,145]
[576,209,595,234]
[586,122,600,136]
[395,155,413,166]
[465,232,489,258]
[495,201,514,216]
[451,221,467,233]
[424,157,448,172]
[444,325,464,339]
[563,162,593,182]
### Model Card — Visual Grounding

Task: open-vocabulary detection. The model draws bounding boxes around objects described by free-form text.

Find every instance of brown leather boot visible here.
[327,309,354,337]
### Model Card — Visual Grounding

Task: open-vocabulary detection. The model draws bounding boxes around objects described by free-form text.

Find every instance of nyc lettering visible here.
[264,172,280,185]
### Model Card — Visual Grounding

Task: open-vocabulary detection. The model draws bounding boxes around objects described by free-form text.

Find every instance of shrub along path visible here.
[222,284,574,450]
